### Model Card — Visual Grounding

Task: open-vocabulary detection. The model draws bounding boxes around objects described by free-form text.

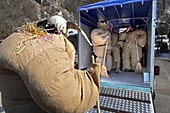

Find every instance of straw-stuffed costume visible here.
[111,32,121,73]
[118,29,147,71]
[91,22,112,72]
[0,24,101,113]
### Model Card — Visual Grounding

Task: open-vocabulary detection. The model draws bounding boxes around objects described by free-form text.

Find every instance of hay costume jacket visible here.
[91,28,112,71]
[0,31,101,113]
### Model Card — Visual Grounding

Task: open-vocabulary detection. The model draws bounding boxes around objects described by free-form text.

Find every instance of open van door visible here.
[78,0,156,112]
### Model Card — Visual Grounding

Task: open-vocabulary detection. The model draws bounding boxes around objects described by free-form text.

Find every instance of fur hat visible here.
[97,21,108,29]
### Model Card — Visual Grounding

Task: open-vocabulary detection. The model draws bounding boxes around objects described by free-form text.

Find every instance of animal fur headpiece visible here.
[97,21,108,29]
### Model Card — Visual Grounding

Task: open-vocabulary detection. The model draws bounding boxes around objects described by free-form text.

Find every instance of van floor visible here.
[101,70,150,88]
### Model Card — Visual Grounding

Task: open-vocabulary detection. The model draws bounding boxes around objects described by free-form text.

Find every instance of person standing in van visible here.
[91,21,112,77]
[117,26,147,73]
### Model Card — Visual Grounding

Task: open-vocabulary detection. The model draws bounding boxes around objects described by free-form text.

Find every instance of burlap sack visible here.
[0,32,100,113]
[0,68,48,113]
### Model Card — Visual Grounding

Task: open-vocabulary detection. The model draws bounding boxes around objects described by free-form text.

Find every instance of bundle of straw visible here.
[22,22,46,36]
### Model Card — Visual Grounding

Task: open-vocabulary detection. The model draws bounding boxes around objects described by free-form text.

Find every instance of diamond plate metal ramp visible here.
[87,86,155,113]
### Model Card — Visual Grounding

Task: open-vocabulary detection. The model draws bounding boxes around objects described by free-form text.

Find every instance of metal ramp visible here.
[101,71,150,88]
[87,86,154,113]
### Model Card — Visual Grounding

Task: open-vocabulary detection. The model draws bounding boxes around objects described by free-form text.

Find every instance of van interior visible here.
[77,0,155,92]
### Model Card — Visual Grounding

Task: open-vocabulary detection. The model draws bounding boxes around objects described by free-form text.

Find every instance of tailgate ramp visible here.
[87,86,154,113]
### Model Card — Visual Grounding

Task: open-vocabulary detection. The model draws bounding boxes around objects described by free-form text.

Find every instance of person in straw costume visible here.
[91,21,112,77]
[0,17,101,113]
[117,26,147,73]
